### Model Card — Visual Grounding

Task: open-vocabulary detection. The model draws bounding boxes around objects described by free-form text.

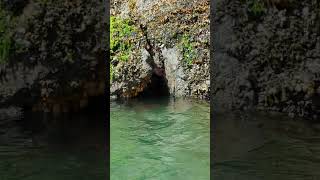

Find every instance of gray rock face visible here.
[213,53,240,110]
[111,0,210,100]
[162,47,210,99]
[0,63,49,105]
[213,0,320,120]
[110,48,153,98]
[0,106,23,121]
[0,0,106,113]
[162,47,184,96]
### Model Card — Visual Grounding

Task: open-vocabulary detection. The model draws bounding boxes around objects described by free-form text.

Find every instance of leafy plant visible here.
[110,16,137,62]
[110,16,138,83]
[179,34,196,65]
[248,0,265,16]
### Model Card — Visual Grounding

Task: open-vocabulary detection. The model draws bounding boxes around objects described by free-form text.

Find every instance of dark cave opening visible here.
[137,72,170,98]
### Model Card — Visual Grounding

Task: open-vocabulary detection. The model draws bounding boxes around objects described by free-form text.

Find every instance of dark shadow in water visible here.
[21,95,107,145]
[0,95,107,179]
[212,110,320,180]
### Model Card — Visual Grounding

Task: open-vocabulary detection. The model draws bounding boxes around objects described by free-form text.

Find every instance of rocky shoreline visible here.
[0,0,106,115]
[0,0,318,122]
[213,0,320,121]
[110,0,210,100]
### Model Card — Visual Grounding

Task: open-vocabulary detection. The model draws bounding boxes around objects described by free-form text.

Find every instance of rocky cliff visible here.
[0,0,106,114]
[213,0,320,120]
[110,0,210,100]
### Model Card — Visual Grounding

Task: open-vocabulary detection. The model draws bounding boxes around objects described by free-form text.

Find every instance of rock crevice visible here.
[110,0,210,100]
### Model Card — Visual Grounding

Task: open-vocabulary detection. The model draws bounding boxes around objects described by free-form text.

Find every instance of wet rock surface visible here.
[0,106,23,126]
[213,0,320,120]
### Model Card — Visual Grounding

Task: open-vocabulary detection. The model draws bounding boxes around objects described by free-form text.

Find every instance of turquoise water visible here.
[110,98,210,180]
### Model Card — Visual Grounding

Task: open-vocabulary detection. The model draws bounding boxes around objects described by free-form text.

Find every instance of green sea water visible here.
[110,97,210,180]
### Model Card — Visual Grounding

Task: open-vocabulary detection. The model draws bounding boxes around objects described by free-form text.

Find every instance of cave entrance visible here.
[137,72,169,98]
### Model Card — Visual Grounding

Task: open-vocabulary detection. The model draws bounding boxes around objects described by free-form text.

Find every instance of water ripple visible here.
[111,98,210,180]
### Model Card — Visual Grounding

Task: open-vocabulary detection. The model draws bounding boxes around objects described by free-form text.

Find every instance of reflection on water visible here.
[0,111,107,180]
[111,98,210,180]
[213,111,320,180]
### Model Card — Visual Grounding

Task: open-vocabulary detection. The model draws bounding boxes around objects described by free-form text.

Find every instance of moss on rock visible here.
[0,7,12,64]
[110,16,141,83]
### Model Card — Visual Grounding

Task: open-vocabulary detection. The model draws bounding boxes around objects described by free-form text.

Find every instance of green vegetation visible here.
[179,34,197,65]
[110,16,137,61]
[247,0,265,16]
[110,16,138,82]
[65,51,75,63]
[0,7,11,64]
